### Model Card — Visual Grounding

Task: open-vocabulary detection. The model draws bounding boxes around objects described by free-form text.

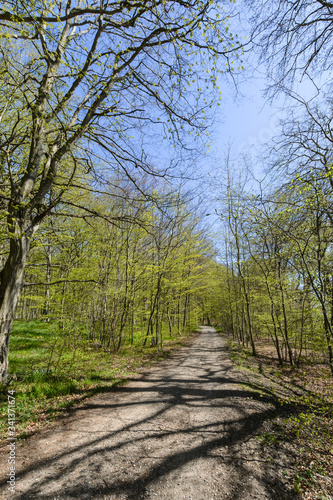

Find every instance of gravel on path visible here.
[0,327,297,500]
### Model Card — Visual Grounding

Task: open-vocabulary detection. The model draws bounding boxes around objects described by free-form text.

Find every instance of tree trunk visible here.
[42,243,52,316]
[323,312,333,376]
[0,233,31,382]
[277,260,294,366]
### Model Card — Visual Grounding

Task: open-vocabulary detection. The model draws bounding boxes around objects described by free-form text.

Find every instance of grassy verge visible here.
[0,321,196,446]
[224,337,333,500]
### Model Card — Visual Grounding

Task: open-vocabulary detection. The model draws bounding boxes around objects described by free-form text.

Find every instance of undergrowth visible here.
[225,336,333,500]
[0,320,195,445]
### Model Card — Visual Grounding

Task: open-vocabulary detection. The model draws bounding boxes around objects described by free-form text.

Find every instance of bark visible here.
[183,293,189,328]
[277,260,294,366]
[236,245,256,356]
[143,273,162,347]
[323,312,333,376]
[246,237,282,364]
[0,231,32,381]
[167,308,172,335]
[42,244,52,316]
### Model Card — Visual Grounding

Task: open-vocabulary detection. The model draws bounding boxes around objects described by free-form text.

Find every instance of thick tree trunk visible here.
[323,314,333,377]
[167,308,172,335]
[42,244,52,316]
[0,233,31,382]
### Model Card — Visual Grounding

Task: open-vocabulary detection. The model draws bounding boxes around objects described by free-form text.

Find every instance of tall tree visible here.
[0,0,241,381]
[249,0,333,87]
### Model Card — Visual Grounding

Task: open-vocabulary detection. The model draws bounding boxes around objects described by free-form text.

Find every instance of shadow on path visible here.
[0,328,298,500]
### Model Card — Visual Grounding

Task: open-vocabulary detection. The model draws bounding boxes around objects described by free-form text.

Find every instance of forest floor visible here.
[225,336,333,500]
[0,327,322,500]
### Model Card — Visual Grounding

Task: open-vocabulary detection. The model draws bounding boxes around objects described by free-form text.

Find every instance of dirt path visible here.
[0,328,296,500]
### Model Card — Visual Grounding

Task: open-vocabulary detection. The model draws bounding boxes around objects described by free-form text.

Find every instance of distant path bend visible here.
[0,327,296,499]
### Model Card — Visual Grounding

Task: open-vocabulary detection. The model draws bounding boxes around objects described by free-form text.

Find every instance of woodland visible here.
[0,0,333,497]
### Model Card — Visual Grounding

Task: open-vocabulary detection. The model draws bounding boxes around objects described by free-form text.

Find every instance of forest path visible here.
[0,328,296,500]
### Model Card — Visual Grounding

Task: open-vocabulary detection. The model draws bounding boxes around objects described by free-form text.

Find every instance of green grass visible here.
[0,320,193,442]
[256,432,280,445]
[226,340,253,371]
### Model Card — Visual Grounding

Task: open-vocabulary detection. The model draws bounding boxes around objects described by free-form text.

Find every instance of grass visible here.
[0,320,195,445]
[224,335,333,500]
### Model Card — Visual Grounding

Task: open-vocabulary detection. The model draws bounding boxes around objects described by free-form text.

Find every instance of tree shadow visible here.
[0,330,299,499]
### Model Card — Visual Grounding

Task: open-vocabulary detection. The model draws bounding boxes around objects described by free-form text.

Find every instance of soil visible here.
[0,327,298,500]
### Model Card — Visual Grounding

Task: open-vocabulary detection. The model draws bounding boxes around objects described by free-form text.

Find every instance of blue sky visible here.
[209,62,322,184]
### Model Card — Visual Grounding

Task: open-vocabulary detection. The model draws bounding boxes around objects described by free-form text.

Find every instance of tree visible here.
[249,0,333,88]
[0,0,242,381]
[266,96,333,373]
[215,154,333,372]
[15,181,215,357]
